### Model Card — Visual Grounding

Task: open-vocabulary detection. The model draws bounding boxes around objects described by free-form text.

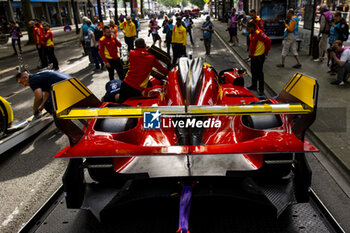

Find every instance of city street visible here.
[0,15,350,233]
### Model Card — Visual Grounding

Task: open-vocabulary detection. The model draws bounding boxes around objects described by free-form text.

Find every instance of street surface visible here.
[0,15,350,233]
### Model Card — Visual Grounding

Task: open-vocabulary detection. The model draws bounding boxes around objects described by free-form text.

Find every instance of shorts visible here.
[229,27,237,37]
[152,33,161,42]
[282,34,298,57]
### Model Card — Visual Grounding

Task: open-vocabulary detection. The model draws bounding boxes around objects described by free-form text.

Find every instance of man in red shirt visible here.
[42,22,59,70]
[28,20,48,68]
[118,38,169,103]
[99,26,125,81]
[249,9,264,31]
[246,22,271,97]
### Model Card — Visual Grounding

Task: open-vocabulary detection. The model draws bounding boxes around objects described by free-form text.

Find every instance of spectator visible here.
[28,20,47,69]
[101,79,123,102]
[241,11,251,52]
[79,17,93,64]
[109,19,118,37]
[87,21,104,71]
[184,15,194,45]
[246,22,271,97]
[42,22,59,70]
[131,14,140,38]
[119,16,136,52]
[314,5,333,62]
[162,15,169,42]
[249,9,264,31]
[165,19,175,55]
[92,16,104,30]
[16,70,71,114]
[171,17,187,65]
[329,40,350,85]
[149,14,162,48]
[276,9,302,68]
[328,12,349,73]
[201,16,214,55]
[99,26,124,81]
[118,38,169,103]
[9,21,22,55]
[227,8,239,45]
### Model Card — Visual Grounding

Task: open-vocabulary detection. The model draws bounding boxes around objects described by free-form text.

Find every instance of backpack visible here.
[89,25,103,41]
[322,11,333,34]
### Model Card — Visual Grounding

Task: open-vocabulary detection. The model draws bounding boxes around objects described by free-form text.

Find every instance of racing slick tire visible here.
[293,153,312,202]
[63,159,85,208]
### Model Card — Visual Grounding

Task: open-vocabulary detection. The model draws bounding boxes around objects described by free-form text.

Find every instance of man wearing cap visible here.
[118,38,169,103]
[171,17,187,65]
[102,79,123,102]
[119,16,137,51]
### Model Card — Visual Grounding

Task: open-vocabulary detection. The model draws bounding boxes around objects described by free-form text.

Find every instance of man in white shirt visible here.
[330,40,350,85]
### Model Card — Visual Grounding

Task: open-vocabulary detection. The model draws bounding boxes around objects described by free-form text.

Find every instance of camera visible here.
[148,29,152,37]
[327,46,337,53]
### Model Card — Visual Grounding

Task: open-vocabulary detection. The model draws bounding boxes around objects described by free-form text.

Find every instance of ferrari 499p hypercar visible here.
[51,57,318,232]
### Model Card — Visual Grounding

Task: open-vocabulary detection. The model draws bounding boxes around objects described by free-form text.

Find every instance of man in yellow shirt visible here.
[171,17,187,65]
[119,16,136,51]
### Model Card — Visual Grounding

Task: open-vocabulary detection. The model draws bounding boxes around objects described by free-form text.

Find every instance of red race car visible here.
[52,57,318,230]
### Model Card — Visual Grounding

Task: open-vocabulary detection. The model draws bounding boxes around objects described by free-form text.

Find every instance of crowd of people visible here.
[228,4,350,89]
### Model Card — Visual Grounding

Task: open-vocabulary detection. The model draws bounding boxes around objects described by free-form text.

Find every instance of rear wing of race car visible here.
[51,73,318,150]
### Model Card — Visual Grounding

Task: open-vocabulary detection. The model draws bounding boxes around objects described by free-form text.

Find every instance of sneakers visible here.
[276,64,284,68]
[313,58,323,62]
[292,64,302,68]
[330,80,344,86]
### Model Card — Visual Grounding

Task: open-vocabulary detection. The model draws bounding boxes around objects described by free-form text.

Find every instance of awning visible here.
[30,0,58,2]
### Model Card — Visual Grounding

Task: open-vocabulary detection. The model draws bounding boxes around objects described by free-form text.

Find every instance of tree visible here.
[21,0,34,44]
[189,0,205,9]
[182,0,188,8]
[158,0,181,7]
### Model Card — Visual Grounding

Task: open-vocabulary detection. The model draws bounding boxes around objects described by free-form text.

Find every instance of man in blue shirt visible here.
[16,70,72,115]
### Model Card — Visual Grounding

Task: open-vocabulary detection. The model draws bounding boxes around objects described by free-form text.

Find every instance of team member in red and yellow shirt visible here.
[99,26,125,81]
[249,9,264,31]
[28,20,48,68]
[119,16,136,51]
[246,22,271,97]
[118,38,169,103]
[42,22,59,70]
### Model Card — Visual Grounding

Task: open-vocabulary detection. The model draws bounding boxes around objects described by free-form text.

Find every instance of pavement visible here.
[212,19,350,176]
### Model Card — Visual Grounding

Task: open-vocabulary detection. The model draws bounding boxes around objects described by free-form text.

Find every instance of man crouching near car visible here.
[329,40,350,86]
[118,38,169,103]
[16,70,72,115]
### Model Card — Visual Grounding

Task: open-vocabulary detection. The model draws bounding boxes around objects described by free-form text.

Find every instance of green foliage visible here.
[158,0,181,7]
[182,0,188,7]
[189,0,205,9]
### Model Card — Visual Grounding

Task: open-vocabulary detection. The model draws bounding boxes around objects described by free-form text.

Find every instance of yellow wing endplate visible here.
[282,73,317,109]
[51,78,95,115]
